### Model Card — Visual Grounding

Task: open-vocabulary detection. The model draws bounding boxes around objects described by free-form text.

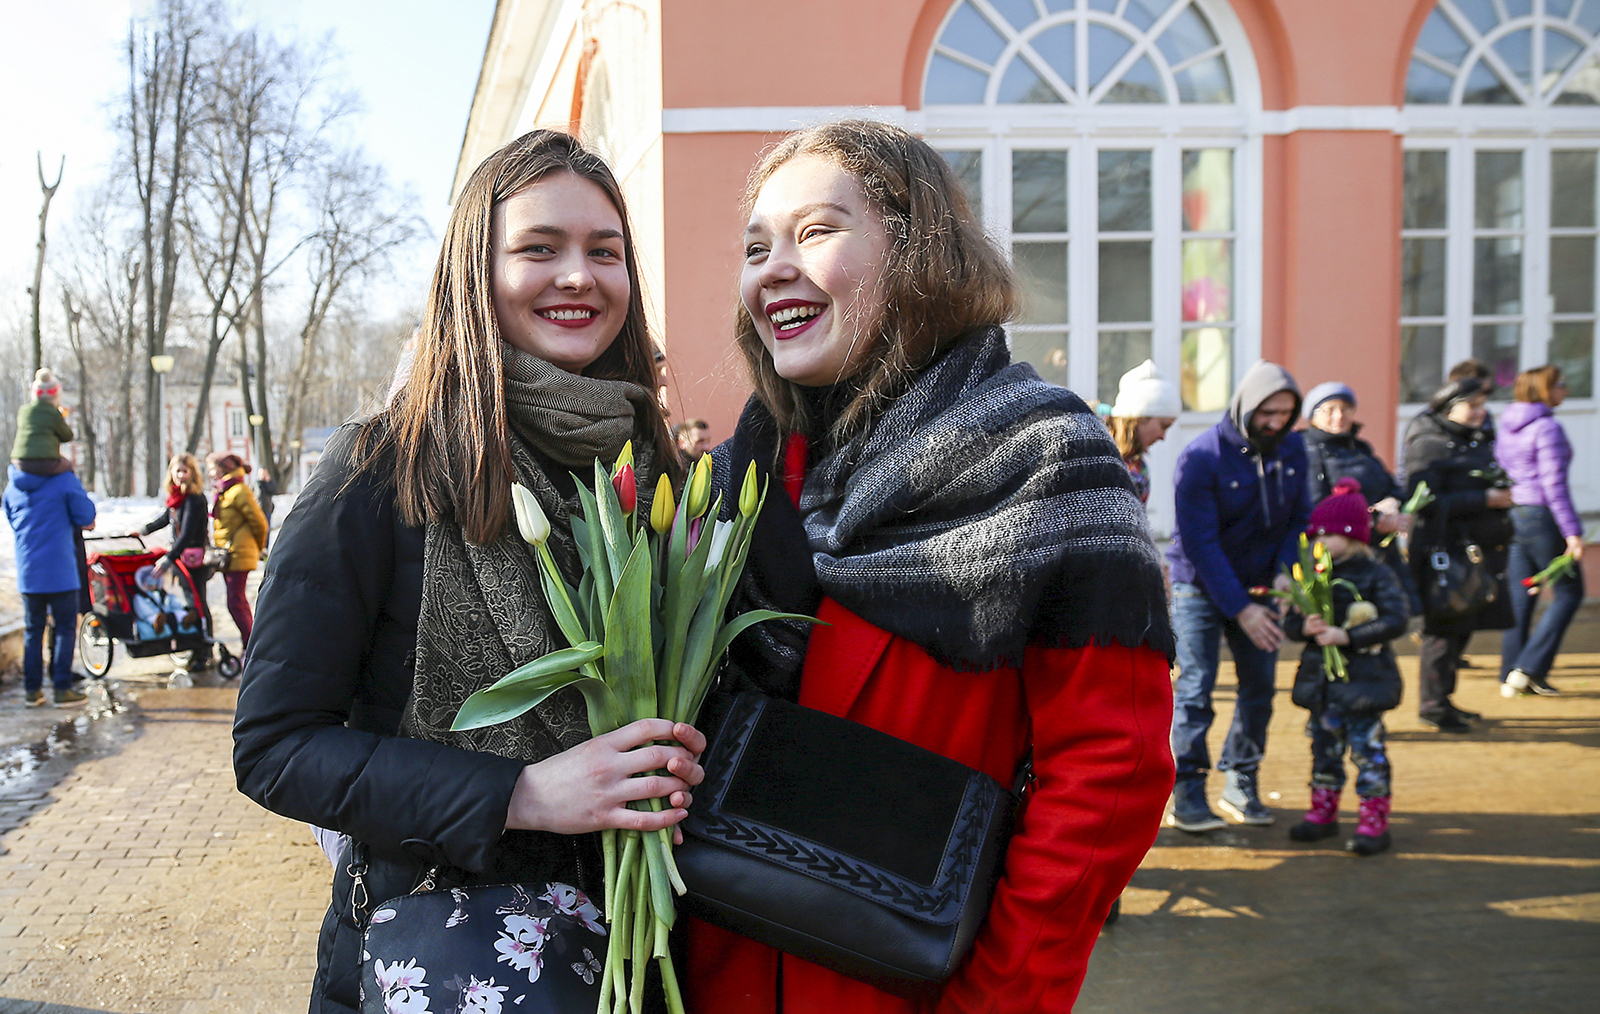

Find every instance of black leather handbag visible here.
[676,691,1017,999]
[1424,541,1497,625]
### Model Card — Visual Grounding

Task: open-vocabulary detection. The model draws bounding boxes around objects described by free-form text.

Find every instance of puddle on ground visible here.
[0,683,142,846]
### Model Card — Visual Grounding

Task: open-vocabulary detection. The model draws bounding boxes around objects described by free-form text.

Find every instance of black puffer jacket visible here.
[1402,411,1514,636]
[1284,550,1409,714]
[1302,424,1402,507]
[140,491,209,568]
[232,424,599,1014]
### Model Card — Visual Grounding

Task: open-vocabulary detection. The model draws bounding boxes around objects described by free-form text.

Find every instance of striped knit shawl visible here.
[719,325,1174,687]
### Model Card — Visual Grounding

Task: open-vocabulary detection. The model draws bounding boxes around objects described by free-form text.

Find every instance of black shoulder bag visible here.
[1423,510,1498,625]
[676,691,1019,999]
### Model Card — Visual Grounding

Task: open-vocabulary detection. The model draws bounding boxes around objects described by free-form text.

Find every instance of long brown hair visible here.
[1107,417,1144,460]
[166,453,203,497]
[734,120,1018,449]
[1513,364,1564,405]
[356,130,677,544]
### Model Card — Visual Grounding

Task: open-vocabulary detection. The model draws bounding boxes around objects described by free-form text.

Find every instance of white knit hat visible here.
[1110,360,1181,419]
[32,368,60,398]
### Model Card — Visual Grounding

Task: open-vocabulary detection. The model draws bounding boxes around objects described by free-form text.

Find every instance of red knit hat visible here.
[1307,477,1370,543]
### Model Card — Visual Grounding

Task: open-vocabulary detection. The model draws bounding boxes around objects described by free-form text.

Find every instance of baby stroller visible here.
[76,534,242,680]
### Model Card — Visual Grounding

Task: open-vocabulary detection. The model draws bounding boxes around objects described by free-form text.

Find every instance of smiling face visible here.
[490,172,631,372]
[1311,398,1354,435]
[740,154,891,387]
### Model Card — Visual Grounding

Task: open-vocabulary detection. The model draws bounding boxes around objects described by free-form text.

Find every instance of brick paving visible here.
[0,619,1593,1011]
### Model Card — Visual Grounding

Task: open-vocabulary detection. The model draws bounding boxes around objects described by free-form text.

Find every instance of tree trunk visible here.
[31,154,64,376]
[61,291,98,491]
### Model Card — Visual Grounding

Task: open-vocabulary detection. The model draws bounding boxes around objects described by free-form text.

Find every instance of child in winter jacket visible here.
[11,369,74,476]
[1282,478,1411,855]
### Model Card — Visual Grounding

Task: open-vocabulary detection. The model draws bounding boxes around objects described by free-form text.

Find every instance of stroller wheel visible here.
[217,650,242,680]
[77,614,113,677]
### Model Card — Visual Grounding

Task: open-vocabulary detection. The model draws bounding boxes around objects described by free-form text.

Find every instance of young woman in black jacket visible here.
[137,453,213,665]
[232,131,701,1014]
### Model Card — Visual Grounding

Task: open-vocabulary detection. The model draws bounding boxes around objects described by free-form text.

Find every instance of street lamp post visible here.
[248,413,264,469]
[150,354,175,469]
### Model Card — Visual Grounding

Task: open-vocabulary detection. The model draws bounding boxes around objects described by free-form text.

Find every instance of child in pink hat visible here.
[1282,478,1411,855]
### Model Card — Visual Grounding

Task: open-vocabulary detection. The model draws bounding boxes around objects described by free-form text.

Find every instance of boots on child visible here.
[1346,795,1391,855]
[1288,787,1341,842]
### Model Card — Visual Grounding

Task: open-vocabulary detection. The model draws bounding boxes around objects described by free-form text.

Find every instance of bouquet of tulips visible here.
[1250,534,1373,681]
[1378,480,1433,550]
[1522,552,1578,595]
[451,446,815,1014]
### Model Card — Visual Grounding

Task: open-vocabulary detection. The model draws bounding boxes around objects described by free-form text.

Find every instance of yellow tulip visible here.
[685,454,712,518]
[739,461,759,518]
[613,439,634,474]
[651,473,676,534]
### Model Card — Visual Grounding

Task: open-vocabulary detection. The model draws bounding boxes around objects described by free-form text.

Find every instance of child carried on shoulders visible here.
[1283,478,1411,856]
[11,368,75,477]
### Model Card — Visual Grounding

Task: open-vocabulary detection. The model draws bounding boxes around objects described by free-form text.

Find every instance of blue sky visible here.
[0,0,497,322]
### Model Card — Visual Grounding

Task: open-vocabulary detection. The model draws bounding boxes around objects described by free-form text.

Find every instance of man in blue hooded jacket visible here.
[1166,360,1310,831]
[4,463,96,706]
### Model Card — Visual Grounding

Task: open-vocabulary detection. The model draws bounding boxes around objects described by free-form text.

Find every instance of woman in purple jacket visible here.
[1496,365,1583,697]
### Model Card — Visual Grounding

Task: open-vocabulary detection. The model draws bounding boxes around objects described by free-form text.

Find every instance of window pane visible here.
[1182,149,1233,231]
[942,150,984,220]
[1552,150,1597,228]
[1476,151,1525,229]
[999,55,1066,104]
[1401,325,1445,403]
[1556,53,1600,105]
[1099,331,1153,405]
[1012,150,1067,233]
[1415,9,1470,67]
[1182,239,1232,323]
[1174,56,1233,103]
[1472,322,1522,398]
[1463,60,1518,104]
[1014,242,1068,324]
[1551,321,1595,399]
[943,3,1008,66]
[1099,241,1152,322]
[1474,237,1523,314]
[1402,238,1447,317]
[1454,0,1498,35]
[1406,59,1455,104]
[1029,24,1075,91]
[987,0,1040,31]
[1099,150,1152,231]
[1011,330,1071,387]
[1544,30,1586,87]
[1124,0,1176,32]
[1494,29,1533,88]
[1181,327,1232,412]
[925,54,990,104]
[1103,55,1165,104]
[1155,4,1220,66]
[1404,150,1448,230]
[1552,236,1596,314]
[1088,25,1134,91]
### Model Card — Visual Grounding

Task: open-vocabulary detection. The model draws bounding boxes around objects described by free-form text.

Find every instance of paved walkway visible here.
[0,620,1593,1011]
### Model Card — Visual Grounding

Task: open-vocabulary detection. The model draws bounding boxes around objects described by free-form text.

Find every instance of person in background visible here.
[11,368,75,477]
[674,417,711,460]
[138,453,214,669]
[1107,359,1180,505]
[254,467,277,529]
[1301,381,1417,609]
[1403,377,1513,732]
[1167,360,1310,831]
[208,453,269,653]
[3,455,95,706]
[1282,478,1409,856]
[1495,365,1583,698]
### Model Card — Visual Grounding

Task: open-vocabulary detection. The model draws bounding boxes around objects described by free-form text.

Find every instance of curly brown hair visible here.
[734,120,1018,450]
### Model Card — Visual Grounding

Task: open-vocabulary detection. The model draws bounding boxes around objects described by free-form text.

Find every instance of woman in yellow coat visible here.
[207,453,268,650]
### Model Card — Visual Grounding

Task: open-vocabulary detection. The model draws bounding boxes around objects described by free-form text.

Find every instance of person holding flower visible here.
[1281,478,1410,856]
[232,131,703,1014]
[686,120,1175,1014]
[1495,365,1583,697]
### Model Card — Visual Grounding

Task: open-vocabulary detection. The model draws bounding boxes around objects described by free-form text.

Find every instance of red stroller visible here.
[76,534,241,680]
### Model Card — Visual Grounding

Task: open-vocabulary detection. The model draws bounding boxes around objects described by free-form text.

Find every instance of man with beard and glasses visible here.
[1165,361,1310,832]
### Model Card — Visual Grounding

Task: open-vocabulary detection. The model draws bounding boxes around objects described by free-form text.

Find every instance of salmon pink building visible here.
[457,0,1600,538]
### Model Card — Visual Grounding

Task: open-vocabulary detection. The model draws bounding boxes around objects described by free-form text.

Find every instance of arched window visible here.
[1401,1,1600,409]
[922,0,1260,419]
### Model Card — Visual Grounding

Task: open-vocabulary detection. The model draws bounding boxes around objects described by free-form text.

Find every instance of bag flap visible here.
[683,692,1009,927]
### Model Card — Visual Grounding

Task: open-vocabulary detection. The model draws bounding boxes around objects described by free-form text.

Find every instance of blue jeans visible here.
[1502,505,1584,681]
[1171,582,1279,780]
[23,590,80,693]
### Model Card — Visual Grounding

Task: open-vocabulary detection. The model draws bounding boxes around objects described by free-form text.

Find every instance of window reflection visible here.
[1099,150,1152,231]
[1100,331,1154,406]
[1012,331,1071,387]
[1182,328,1232,412]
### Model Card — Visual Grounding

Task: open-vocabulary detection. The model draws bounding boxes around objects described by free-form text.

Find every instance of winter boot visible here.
[1218,769,1274,825]
[1346,795,1392,855]
[1288,787,1342,842]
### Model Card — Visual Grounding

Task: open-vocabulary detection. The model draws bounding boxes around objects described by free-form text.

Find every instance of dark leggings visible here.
[223,570,253,649]
[1418,631,1471,716]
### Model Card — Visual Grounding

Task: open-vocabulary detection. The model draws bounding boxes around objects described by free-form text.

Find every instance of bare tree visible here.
[60,291,98,490]
[275,152,422,478]
[126,0,211,493]
[30,154,65,375]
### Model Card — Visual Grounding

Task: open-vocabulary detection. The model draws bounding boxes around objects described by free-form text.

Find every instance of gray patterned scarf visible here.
[719,326,1173,688]
[401,346,655,763]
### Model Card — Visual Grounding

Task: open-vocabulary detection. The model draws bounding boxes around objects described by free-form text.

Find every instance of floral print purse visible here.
[356,858,608,1014]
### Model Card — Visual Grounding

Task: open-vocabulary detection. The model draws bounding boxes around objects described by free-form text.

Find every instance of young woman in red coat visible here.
[686,120,1177,1014]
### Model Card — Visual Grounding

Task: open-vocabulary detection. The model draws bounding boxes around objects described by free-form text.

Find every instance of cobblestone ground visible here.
[0,601,1595,1011]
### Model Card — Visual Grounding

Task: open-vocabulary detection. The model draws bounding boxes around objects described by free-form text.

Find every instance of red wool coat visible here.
[685,595,1175,1013]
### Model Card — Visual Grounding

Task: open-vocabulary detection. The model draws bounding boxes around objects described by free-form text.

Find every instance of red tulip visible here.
[612,463,636,514]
